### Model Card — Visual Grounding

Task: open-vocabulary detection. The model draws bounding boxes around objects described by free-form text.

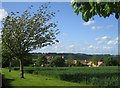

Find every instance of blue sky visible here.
[0,2,118,55]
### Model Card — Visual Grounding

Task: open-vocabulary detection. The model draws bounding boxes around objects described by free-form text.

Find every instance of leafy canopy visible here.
[2,3,59,59]
[71,0,120,22]
[35,54,47,67]
[51,56,65,67]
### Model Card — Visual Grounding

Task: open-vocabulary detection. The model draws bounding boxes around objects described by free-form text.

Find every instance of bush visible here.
[13,67,19,70]
[51,57,65,67]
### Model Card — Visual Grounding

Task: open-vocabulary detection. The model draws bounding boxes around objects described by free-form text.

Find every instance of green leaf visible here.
[82,11,89,22]
[104,4,111,15]
[89,1,93,7]
[75,8,79,15]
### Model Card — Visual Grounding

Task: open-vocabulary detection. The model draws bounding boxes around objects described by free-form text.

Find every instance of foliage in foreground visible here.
[71,1,120,22]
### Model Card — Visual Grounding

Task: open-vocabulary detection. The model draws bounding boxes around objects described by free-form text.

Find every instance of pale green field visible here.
[2,68,93,87]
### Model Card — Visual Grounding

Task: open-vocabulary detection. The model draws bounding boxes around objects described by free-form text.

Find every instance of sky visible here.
[0,2,119,55]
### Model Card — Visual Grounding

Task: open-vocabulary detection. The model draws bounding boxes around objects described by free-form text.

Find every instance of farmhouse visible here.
[97,61,104,66]
[80,61,88,66]
[65,59,77,67]
[80,60,103,67]
[70,59,77,65]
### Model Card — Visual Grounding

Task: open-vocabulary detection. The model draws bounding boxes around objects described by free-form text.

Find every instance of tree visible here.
[0,47,1,68]
[51,56,65,67]
[76,60,80,66]
[71,1,120,22]
[89,55,98,65]
[66,59,76,67]
[2,43,15,72]
[2,4,59,78]
[104,57,118,66]
[35,54,47,67]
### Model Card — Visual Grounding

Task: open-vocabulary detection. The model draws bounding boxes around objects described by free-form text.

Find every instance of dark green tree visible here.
[51,56,65,67]
[71,1,120,22]
[66,59,76,67]
[2,4,59,78]
[89,55,98,64]
[0,49,1,68]
[76,60,80,66]
[35,54,47,67]
[104,57,118,66]
[2,43,15,72]
[67,53,74,60]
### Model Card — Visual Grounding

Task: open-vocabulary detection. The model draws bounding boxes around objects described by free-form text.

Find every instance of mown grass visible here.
[2,68,93,87]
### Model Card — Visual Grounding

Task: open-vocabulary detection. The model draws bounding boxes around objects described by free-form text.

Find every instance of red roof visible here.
[80,62,88,65]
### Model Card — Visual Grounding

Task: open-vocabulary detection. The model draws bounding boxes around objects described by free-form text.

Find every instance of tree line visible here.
[2,54,120,68]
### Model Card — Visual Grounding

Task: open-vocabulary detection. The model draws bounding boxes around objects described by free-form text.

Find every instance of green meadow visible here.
[2,68,93,87]
[2,66,119,87]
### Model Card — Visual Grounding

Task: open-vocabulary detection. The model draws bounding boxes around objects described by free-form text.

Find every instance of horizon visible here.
[29,52,117,56]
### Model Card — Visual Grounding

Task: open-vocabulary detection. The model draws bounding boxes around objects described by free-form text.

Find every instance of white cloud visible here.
[97,41,104,44]
[31,42,117,55]
[0,9,8,21]
[103,46,111,50]
[91,26,103,30]
[0,9,8,28]
[96,36,119,45]
[88,45,94,48]
[101,36,110,40]
[91,26,96,30]
[68,44,75,48]
[83,20,94,26]
[115,37,118,41]
[53,44,63,50]
[96,36,110,44]
[107,37,118,45]
[107,40,116,45]
[31,42,82,53]
[95,38,99,41]
[88,45,98,50]
[91,24,113,30]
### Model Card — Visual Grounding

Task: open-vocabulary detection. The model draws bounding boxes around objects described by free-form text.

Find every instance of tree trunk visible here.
[9,60,11,72]
[19,59,24,78]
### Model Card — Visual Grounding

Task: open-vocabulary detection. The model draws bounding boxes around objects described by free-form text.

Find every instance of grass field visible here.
[2,66,119,87]
[15,66,119,86]
[2,68,93,87]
